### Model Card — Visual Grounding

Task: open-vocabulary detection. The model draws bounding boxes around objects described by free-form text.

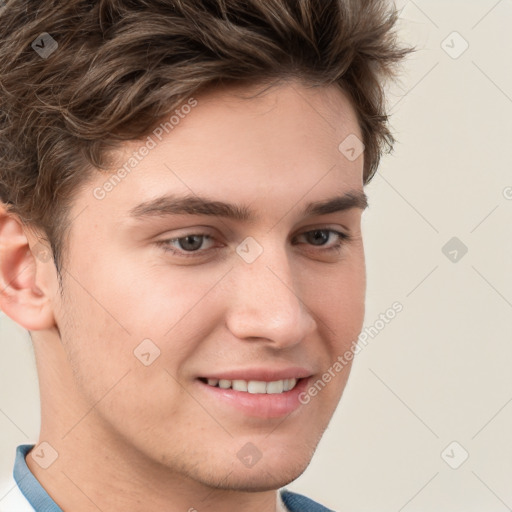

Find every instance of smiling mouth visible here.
[198,377,300,394]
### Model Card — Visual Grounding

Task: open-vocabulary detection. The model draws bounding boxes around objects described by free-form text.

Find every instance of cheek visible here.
[56,278,135,401]
[122,265,231,354]
[55,270,202,433]
[305,250,366,348]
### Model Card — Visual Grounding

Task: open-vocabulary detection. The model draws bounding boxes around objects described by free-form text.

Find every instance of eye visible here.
[156,233,216,257]
[155,228,352,259]
[293,229,351,252]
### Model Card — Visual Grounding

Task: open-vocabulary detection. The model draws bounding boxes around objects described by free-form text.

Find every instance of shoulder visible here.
[280,488,336,512]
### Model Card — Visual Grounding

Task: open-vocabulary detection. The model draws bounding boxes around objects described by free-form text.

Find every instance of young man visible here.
[0,0,408,510]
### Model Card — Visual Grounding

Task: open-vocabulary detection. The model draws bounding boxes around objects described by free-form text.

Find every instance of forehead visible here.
[73,80,364,228]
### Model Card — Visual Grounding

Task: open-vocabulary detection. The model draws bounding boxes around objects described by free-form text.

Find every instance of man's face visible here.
[49,80,366,490]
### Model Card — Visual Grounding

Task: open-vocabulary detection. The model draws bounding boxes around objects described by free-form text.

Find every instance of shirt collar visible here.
[13,445,63,512]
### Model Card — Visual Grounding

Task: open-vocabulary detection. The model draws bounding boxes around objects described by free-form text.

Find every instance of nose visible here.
[224,241,317,349]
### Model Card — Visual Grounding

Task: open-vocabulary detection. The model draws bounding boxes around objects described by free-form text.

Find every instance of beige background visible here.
[1,1,512,510]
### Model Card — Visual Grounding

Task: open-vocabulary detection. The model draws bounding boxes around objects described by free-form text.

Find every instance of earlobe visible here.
[0,206,56,331]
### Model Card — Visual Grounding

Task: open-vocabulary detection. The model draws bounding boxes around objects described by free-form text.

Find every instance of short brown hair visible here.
[0,0,409,279]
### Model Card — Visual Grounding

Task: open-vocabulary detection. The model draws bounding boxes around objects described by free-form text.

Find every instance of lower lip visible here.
[195,377,311,419]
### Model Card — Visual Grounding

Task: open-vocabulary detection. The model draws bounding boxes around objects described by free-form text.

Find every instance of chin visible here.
[211,459,312,492]
[199,443,317,492]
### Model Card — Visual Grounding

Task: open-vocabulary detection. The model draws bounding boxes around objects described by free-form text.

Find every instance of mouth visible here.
[195,373,312,418]
[198,377,300,394]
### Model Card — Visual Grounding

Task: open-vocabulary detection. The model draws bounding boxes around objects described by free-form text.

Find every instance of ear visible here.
[0,204,57,331]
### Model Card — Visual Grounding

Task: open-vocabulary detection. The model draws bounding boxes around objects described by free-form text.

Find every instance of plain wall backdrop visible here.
[1,1,511,511]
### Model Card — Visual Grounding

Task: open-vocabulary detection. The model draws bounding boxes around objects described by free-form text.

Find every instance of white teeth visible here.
[232,379,248,392]
[203,377,299,394]
[266,380,284,394]
[284,378,297,392]
[247,381,267,394]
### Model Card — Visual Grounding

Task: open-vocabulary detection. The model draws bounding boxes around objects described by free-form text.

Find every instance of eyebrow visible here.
[128,190,368,222]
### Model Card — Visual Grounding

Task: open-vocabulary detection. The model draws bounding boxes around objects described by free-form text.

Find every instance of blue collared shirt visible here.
[6,445,334,512]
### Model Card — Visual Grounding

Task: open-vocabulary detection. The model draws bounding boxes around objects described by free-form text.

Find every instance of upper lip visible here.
[199,367,314,382]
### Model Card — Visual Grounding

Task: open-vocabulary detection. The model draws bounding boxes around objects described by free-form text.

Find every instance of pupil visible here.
[180,235,203,251]
[309,230,328,245]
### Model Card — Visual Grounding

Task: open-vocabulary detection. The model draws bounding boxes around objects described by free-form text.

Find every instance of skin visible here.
[0,78,367,512]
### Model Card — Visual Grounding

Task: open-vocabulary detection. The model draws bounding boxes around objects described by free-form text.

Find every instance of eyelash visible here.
[155,229,352,259]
